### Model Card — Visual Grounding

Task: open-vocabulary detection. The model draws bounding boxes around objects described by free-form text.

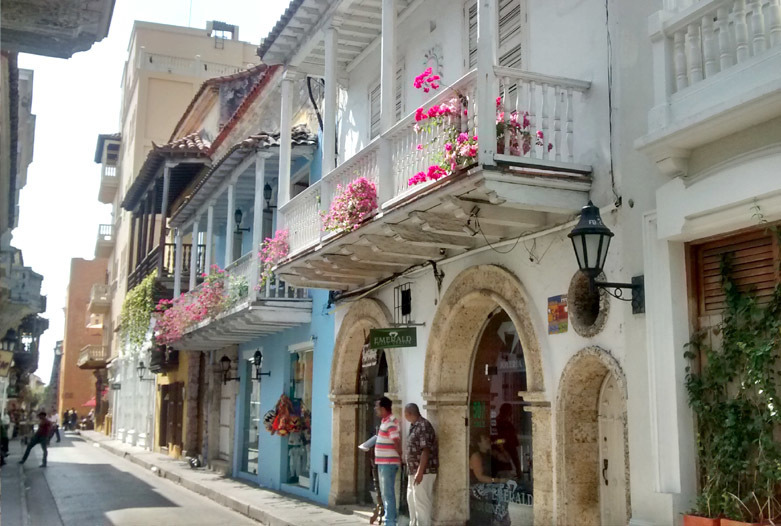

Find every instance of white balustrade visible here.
[495,67,590,164]
[280,66,590,255]
[665,0,781,95]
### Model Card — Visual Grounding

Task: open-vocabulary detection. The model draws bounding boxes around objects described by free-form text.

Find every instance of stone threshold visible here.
[80,431,368,525]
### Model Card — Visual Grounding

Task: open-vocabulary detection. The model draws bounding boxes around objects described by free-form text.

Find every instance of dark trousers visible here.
[49,426,60,444]
[21,435,48,466]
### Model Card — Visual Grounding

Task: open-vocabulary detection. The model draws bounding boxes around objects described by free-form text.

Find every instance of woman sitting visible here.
[469,433,512,526]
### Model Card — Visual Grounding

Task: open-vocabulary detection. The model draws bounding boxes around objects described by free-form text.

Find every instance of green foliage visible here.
[119,270,157,354]
[225,274,249,309]
[685,252,781,521]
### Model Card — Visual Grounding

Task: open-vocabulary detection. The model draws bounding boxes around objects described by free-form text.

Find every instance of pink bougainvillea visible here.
[321,177,378,233]
[408,69,554,187]
[257,230,289,288]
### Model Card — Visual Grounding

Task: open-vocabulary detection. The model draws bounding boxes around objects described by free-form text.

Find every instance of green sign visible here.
[369,328,417,349]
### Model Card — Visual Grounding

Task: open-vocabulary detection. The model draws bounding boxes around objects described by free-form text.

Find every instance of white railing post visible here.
[476,0,497,166]
[252,153,269,296]
[205,203,214,272]
[225,182,235,265]
[189,218,199,289]
[323,19,340,176]
[173,228,183,298]
[278,70,296,208]
[377,0,397,204]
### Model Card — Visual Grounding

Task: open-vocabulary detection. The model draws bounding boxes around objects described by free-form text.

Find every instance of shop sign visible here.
[110,382,121,390]
[361,346,378,369]
[369,328,417,349]
[0,351,13,377]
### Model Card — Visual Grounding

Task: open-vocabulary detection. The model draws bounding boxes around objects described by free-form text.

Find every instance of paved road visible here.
[1,433,256,526]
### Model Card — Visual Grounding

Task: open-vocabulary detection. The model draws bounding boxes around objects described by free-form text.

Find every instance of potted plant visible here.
[684,250,781,526]
[683,492,720,526]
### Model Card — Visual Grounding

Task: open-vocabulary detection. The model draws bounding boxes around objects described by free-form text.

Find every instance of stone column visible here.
[424,392,470,526]
[184,352,202,457]
[527,400,554,526]
[329,393,366,505]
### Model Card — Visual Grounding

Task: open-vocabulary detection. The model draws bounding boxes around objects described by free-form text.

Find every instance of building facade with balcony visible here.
[248,0,670,525]
[91,21,262,452]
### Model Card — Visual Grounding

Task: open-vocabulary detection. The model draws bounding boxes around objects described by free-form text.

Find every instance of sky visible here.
[14,0,289,385]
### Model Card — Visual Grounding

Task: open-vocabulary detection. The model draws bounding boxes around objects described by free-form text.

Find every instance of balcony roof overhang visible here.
[173,299,312,351]
[257,0,416,76]
[275,163,591,292]
[170,126,318,229]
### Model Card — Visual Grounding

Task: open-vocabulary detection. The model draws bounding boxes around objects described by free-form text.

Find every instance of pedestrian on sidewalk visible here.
[404,403,438,526]
[69,408,78,431]
[374,396,402,526]
[19,411,52,467]
[48,411,60,444]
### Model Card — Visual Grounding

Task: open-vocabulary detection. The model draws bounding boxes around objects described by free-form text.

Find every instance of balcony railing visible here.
[128,243,205,289]
[88,283,111,314]
[281,66,590,255]
[98,224,113,240]
[98,163,119,204]
[661,0,781,96]
[77,344,110,369]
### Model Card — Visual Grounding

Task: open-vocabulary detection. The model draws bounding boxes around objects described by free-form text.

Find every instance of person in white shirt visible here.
[48,411,60,443]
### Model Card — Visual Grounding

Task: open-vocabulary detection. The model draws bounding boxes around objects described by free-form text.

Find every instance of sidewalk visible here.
[80,431,368,526]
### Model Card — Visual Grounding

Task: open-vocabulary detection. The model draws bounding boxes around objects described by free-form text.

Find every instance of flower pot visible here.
[683,515,720,526]
[720,519,766,526]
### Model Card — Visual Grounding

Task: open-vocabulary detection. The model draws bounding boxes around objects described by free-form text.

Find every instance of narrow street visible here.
[0,433,256,526]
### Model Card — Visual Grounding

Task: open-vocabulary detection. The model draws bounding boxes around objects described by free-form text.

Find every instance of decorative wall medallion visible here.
[423,44,444,81]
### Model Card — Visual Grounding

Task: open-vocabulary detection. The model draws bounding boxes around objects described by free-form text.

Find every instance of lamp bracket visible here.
[593,275,645,315]
[252,371,271,382]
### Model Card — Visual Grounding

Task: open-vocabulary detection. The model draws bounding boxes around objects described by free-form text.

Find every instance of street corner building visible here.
[81,1,781,525]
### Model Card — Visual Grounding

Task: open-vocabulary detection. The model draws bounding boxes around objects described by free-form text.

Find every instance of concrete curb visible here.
[79,432,364,526]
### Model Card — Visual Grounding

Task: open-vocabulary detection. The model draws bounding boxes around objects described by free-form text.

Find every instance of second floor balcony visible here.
[95,223,115,258]
[638,0,781,176]
[88,283,111,314]
[77,344,110,370]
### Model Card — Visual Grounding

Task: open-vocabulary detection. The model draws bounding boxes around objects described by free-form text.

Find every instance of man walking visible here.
[375,397,402,526]
[404,403,438,526]
[19,411,52,467]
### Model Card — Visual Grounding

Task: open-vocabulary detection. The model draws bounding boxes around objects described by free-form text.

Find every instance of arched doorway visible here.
[556,347,630,526]
[423,265,550,525]
[329,298,399,506]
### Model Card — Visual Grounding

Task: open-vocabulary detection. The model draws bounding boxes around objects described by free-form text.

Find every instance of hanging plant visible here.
[321,177,378,233]
[119,270,157,354]
[684,245,781,524]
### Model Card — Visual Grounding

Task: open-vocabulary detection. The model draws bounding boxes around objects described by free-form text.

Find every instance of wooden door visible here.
[598,373,627,526]
[159,385,169,447]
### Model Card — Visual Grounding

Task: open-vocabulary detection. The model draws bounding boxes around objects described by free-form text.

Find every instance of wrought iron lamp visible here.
[252,349,270,381]
[568,201,645,314]
[136,361,155,382]
[234,209,250,234]
[263,183,277,209]
[220,355,240,385]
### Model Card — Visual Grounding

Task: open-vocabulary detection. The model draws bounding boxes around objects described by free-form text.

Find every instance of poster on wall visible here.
[0,350,13,377]
[547,295,568,334]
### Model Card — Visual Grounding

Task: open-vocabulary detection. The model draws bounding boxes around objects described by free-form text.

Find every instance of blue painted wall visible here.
[233,290,334,504]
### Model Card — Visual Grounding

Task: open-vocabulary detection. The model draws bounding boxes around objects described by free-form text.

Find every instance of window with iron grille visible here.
[394,283,412,325]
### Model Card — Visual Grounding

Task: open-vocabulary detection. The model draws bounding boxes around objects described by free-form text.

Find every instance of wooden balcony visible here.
[77,344,110,370]
[638,0,781,176]
[98,164,119,204]
[277,67,591,291]
[127,243,205,291]
[94,223,115,258]
[168,252,312,351]
[88,284,111,314]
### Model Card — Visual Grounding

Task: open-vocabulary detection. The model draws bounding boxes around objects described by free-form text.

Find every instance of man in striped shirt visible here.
[375,396,402,526]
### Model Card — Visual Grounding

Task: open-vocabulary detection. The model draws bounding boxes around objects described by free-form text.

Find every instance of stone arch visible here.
[556,346,630,526]
[422,265,552,525]
[328,298,398,505]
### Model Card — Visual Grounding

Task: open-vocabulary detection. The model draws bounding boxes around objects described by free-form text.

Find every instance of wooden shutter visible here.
[466,0,523,70]
[369,82,381,140]
[692,229,779,318]
[159,385,169,447]
[395,63,404,122]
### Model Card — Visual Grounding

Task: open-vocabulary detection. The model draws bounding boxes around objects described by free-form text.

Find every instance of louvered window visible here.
[466,0,524,70]
[396,63,404,121]
[369,82,382,140]
[692,229,779,318]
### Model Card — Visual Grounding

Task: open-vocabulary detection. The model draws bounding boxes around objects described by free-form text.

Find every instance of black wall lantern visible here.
[137,361,155,382]
[263,183,276,209]
[568,202,645,314]
[220,355,240,385]
[252,349,270,381]
[234,209,250,235]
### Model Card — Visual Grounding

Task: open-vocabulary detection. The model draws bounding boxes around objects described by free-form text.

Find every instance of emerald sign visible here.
[369,328,417,349]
